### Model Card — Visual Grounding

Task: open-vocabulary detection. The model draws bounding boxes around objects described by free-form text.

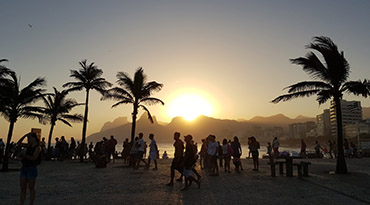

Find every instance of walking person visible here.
[147,134,158,170]
[328,140,334,159]
[166,132,184,186]
[108,135,117,162]
[315,141,322,158]
[266,142,273,163]
[18,132,42,205]
[0,138,5,164]
[181,135,200,191]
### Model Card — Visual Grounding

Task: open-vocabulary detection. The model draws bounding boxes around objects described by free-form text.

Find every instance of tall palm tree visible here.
[39,87,83,153]
[102,67,164,142]
[1,71,46,172]
[63,60,111,162]
[272,36,370,174]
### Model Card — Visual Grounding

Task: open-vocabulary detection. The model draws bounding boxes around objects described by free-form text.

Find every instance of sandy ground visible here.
[1,157,370,205]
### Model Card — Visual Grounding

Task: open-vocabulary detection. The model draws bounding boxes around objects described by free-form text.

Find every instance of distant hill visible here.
[363,107,370,119]
[100,117,129,132]
[87,113,316,144]
[247,114,315,127]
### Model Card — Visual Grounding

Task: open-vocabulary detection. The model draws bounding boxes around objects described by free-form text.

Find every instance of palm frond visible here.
[271,90,321,104]
[111,100,133,108]
[139,105,154,123]
[284,81,332,93]
[140,97,165,105]
[341,80,370,97]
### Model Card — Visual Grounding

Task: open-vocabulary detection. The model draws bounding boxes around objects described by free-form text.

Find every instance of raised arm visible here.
[17,132,31,147]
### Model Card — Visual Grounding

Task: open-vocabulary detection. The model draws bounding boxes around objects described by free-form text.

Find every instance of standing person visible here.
[272,137,280,158]
[222,139,231,173]
[88,142,94,162]
[315,141,322,158]
[231,136,242,173]
[166,132,184,186]
[300,139,307,158]
[328,140,334,159]
[181,135,200,191]
[147,134,158,170]
[69,137,76,160]
[217,141,223,168]
[0,138,5,164]
[199,139,207,169]
[136,133,147,169]
[122,138,130,164]
[343,139,350,157]
[249,137,260,171]
[266,142,273,162]
[17,132,41,205]
[207,135,219,176]
[108,135,117,162]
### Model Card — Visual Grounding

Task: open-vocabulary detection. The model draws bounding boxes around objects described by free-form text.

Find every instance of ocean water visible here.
[115,143,300,159]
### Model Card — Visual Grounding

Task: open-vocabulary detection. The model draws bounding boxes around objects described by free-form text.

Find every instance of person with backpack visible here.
[17,132,42,205]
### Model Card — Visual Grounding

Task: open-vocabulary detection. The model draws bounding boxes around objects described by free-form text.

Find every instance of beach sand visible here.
[1,158,370,205]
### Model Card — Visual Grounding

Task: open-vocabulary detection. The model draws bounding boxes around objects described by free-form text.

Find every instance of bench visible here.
[293,161,311,178]
[268,161,286,177]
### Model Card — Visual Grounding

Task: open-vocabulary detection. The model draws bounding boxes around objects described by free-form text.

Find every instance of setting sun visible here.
[168,94,213,121]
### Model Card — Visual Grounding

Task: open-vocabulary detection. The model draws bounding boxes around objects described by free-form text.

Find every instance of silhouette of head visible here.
[174,132,180,140]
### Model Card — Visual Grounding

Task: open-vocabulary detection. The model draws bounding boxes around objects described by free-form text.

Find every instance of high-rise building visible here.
[316,109,331,137]
[330,100,362,136]
[289,121,316,138]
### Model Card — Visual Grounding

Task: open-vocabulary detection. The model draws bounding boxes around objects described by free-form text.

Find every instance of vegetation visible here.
[272,36,370,174]
[39,87,83,153]
[102,67,164,142]
[63,60,112,162]
[0,61,46,171]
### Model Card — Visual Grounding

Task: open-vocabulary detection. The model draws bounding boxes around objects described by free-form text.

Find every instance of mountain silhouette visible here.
[87,113,316,144]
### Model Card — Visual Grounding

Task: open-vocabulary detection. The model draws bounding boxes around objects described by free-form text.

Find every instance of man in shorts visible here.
[135,133,147,169]
[166,132,184,186]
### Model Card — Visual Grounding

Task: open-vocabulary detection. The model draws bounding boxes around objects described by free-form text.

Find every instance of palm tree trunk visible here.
[2,121,15,172]
[334,97,348,174]
[80,89,90,162]
[130,103,138,142]
[47,122,55,153]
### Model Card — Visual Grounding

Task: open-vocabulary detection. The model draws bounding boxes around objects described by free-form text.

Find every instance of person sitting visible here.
[162,151,168,159]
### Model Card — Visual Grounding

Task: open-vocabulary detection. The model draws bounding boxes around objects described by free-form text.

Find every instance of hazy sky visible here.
[1,1,370,141]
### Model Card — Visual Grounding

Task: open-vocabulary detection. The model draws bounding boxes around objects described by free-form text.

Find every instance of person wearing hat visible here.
[17,132,42,205]
[181,135,200,191]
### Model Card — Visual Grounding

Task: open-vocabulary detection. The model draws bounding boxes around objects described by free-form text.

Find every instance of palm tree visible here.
[39,87,83,153]
[102,67,164,142]
[272,36,370,174]
[63,60,111,162]
[1,71,46,172]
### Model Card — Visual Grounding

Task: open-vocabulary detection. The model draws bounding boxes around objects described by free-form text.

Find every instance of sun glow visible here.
[168,94,213,121]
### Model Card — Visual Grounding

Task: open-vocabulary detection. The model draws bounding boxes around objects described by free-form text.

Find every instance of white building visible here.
[330,100,362,136]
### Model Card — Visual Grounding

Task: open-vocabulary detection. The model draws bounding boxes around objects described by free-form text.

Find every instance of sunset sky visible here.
[1,1,370,141]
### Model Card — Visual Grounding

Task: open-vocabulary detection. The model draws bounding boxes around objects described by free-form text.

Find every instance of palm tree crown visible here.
[103,67,164,141]
[272,36,370,174]
[39,87,83,151]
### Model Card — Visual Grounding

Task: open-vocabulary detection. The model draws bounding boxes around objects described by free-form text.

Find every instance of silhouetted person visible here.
[207,135,219,176]
[18,132,41,205]
[328,140,334,159]
[136,133,147,169]
[222,139,231,173]
[231,136,242,172]
[162,151,168,159]
[108,135,117,162]
[166,132,184,186]
[272,137,280,158]
[199,139,207,169]
[300,139,307,158]
[147,133,158,170]
[69,137,76,159]
[123,138,130,164]
[249,136,260,171]
[181,135,200,191]
[344,139,350,157]
[267,142,273,162]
